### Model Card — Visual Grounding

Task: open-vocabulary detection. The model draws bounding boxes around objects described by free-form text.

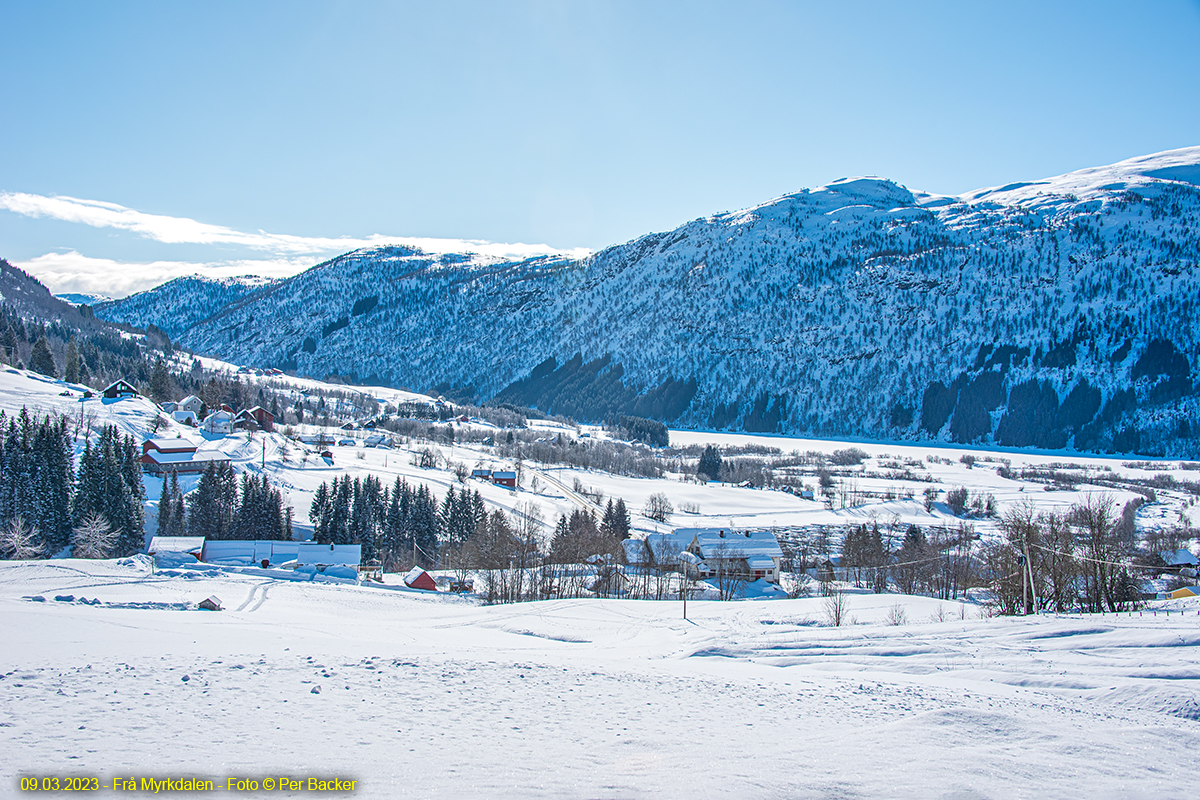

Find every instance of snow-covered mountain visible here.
[98,147,1200,457]
[98,274,277,338]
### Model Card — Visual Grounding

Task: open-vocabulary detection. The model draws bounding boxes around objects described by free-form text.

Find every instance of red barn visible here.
[403,566,437,591]
[491,470,517,489]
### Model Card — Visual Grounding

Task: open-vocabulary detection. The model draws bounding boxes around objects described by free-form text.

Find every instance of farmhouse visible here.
[102,379,139,399]
[201,410,235,435]
[235,406,275,432]
[176,395,203,415]
[1160,549,1199,574]
[678,527,784,583]
[491,470,517,489]
[140,438,231,475]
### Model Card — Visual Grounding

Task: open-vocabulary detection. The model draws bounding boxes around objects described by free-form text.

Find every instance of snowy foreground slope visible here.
[2,558,1198,799]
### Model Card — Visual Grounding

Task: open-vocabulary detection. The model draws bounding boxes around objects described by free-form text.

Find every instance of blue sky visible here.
[2,0,1199,296]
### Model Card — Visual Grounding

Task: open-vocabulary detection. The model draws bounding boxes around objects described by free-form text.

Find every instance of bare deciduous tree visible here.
[643,493,673,523]
[823,588,848,626]
[72,512,119,560]
[0,516,44,560]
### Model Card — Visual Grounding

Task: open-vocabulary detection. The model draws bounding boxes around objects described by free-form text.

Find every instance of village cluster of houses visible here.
[160,393,275,436]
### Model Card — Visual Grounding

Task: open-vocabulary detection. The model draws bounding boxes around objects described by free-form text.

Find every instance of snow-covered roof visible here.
[746,556,776,570]
[144,437,198,453]
[623,533,689,565]
[1161,549,1199,566]
[493,471,517,479]
[678,528,784,559]
[202,540,300,565]
[147,536,205,554]
[143,449,228,465]
[294,542,361,567]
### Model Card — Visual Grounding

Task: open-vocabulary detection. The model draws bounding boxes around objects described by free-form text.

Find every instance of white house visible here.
[171,410,199,426]
[677,527,784,583]
[201,410,235,435]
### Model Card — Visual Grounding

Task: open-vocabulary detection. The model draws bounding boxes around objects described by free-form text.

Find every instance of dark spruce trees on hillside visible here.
[0,411,145,559]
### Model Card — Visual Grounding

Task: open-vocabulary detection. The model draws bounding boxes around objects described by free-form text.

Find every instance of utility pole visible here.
[1019,550,1028,616]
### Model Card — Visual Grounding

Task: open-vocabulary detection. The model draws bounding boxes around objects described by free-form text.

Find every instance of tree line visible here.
[0,409,144,559]
[157,461,293,542]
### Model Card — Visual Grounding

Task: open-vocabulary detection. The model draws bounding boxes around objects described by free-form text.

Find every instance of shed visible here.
[491,470,517,489]
[198,596,222,611]
[403,566,437,591]
[102,379,139,399]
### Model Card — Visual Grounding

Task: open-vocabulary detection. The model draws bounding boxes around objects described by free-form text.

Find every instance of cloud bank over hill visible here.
[0,191,591,297]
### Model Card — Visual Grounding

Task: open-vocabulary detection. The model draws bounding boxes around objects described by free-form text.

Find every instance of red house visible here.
[139,438,231,475]
[234,406,275,432]
[491,470,517,489]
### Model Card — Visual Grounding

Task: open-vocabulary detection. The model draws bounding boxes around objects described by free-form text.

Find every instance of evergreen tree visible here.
[159,471,187,537]
[410,484,440,565]
[186,461,237,540]
[157,476,176,538]
[28,337,56,377]
[64,339,81,384]
[149,358,172,402]
[697,444,723,481]
[612,498,630,539]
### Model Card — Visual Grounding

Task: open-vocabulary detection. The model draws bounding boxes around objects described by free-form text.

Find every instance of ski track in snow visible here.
[2,559,1198,798]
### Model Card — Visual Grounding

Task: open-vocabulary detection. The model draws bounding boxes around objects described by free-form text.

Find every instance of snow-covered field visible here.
[4,366,1200,796]
[3,557,1198,798]
[1,365,1195,549]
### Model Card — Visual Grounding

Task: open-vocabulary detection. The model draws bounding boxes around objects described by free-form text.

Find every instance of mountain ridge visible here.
[97,147,1200,457]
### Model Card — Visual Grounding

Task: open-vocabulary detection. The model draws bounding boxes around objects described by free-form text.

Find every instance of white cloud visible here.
[15,251,316,298]
[0,191,591,260]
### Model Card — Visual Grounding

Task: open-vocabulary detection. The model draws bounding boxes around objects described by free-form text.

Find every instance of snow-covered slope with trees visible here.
[98,274,277,338]
[99,147,1200,457]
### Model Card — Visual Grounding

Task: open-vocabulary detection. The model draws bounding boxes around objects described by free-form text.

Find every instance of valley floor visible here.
[2,559,1198,798]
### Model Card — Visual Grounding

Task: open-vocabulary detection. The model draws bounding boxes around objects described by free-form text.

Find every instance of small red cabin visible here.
[403,567,437,591]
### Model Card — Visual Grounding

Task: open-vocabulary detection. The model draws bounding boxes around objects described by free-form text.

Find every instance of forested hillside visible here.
[97,147,1200,457]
